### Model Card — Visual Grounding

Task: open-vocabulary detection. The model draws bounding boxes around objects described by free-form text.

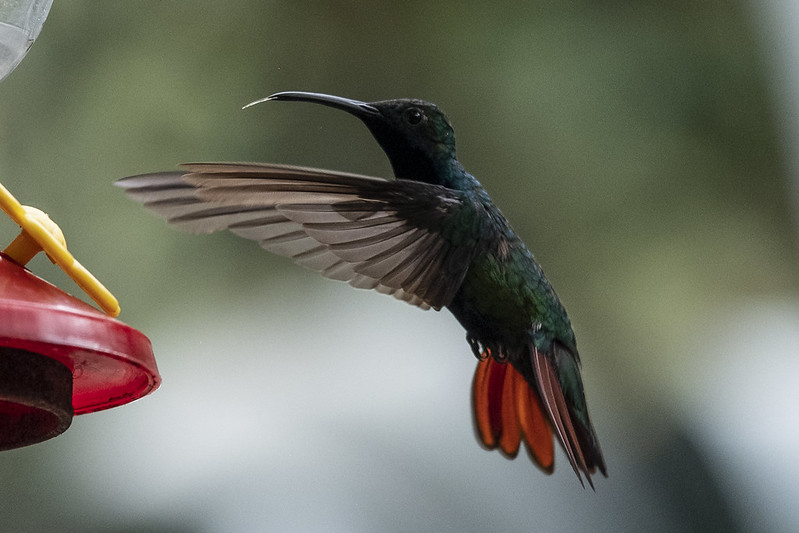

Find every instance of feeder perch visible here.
[0,183,160,450]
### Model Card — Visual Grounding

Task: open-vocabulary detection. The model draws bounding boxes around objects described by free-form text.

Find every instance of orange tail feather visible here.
[472,357,554,471]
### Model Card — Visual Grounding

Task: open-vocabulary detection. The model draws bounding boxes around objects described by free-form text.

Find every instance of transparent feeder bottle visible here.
[0,0,52,82]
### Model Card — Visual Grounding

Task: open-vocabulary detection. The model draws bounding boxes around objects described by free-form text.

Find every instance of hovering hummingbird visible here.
[117,91,606,487]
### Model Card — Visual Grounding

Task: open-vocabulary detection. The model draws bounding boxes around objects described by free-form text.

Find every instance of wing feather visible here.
[117,163,484,310]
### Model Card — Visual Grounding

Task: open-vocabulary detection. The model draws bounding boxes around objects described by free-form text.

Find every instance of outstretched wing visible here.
[117,162,483,310]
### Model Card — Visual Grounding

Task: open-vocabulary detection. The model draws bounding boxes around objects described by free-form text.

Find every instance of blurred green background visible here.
[1,1,798,532]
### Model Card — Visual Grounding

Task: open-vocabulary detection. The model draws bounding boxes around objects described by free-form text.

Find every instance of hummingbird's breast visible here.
[447,237,575,355]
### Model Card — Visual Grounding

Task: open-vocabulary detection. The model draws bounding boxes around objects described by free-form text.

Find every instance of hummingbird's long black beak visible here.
[243,91,381,120]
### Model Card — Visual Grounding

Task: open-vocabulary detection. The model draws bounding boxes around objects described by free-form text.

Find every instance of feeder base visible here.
[0,347,73,450]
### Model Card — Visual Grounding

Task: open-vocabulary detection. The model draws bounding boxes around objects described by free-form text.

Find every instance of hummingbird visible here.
[117,91,606,487]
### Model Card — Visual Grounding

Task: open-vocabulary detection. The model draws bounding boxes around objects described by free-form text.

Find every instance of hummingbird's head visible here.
[251,91,458,184]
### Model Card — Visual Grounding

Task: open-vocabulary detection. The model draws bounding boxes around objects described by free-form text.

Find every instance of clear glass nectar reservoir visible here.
[0,0,52,82]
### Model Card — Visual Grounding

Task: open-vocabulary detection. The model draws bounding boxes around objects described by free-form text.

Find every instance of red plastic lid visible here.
[0,253,160,415]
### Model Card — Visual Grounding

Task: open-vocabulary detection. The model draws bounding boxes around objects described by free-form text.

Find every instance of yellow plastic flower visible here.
[0,182,120,316]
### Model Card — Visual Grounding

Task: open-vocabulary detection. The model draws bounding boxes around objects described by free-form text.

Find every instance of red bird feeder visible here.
[0,183,160,450]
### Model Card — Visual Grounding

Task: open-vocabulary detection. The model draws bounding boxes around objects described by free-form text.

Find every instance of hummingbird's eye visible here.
[405,108,423,125]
